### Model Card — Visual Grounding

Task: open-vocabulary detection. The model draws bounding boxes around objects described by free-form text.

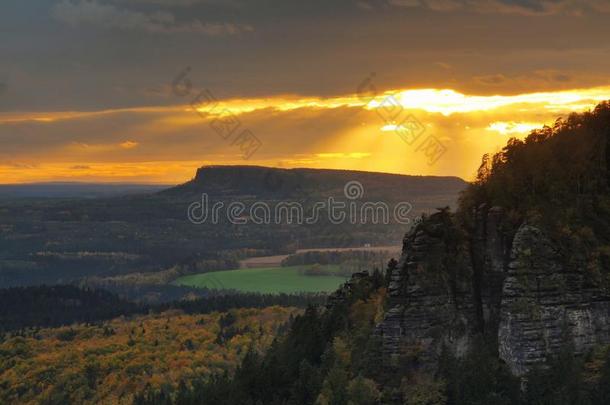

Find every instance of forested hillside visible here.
[0,306,298,405]
[459,101,610,270]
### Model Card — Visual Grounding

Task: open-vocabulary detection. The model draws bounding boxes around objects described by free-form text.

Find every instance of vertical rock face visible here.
[376,210,610,377]
[477,206,510,332]
[378,212,478,369]
[498,225,610,376]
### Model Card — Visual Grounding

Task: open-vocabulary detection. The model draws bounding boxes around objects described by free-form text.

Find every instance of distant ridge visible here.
[163,165,468,198]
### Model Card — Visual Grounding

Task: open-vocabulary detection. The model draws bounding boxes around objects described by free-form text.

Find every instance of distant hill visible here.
[0,166,467,289]
[164,165,467,200]
[0,182,169,199]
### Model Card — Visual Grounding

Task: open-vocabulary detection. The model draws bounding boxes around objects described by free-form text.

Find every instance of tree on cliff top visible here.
[459,101,610,274]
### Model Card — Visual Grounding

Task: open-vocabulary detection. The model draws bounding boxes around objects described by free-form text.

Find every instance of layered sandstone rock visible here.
[378,211,478,368]
[375,209,610,377]
[498,225,610,375]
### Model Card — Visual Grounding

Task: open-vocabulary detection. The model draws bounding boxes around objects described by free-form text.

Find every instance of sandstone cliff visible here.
[376,208,610,377]
[499,225,610,375]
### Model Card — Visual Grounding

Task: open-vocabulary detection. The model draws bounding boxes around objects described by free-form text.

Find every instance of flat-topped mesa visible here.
[187,165,305,196]
[162,165,468,199]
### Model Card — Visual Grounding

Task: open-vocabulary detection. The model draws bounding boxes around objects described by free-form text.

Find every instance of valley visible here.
[5,3,610,403]
[0,167,461,301]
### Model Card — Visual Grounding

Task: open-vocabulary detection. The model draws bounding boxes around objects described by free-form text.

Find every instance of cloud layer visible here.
[2,84,609,183]
[53,0,252,35]
[381,0,610,15]
[1,0,610,183]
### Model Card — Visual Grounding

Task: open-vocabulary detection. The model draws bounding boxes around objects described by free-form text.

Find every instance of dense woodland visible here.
[0,285,140,332]
[0,306,298,404]
[0,285,323,333]
[459,101,610,285]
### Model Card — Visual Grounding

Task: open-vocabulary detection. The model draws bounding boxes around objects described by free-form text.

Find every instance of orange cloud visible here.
[1,85,609,184]
[120,141,139,149]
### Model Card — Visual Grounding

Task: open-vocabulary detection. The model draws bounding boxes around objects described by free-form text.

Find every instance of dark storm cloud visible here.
[382,0,610,15]
[0,105,368,161]
[1,0,610,113]
[53,0,253,34]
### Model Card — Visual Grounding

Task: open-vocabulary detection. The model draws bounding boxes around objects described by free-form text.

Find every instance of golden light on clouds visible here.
[1,85,610,184]
[315,152,371,159]
[380,124,404,132]
[120,141,139,149]
[486,122,544,135]
[0,161,207,185]
[368,87,610,116]
[3,85,609,125]
[183,85,610,119]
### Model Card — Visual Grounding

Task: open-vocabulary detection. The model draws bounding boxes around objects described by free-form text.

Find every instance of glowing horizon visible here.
[2,85,609,184]
[4,85,610,123]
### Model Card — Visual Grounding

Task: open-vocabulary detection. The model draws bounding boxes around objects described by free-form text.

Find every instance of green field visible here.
[173,265,348,294]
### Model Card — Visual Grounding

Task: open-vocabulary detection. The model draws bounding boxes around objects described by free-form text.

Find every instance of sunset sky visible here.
[2,0,610,184]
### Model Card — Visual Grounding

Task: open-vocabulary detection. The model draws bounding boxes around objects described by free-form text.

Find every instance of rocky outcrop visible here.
[378,211,478,368]
[498,225,610,375]
[376,208,610,377]
[475,205,510,333]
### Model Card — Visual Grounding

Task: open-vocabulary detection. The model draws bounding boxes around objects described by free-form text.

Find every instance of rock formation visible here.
[499,225,610,375]
[376,208,610,377]
[378,210,478,368]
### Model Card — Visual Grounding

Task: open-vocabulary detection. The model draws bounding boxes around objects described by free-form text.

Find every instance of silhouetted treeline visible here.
[0,285,141,332]
[459,101,610,262]
[88,282,213,304]
[163,292,326,315]
[0,285,326,333]
[281,250,393,267]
